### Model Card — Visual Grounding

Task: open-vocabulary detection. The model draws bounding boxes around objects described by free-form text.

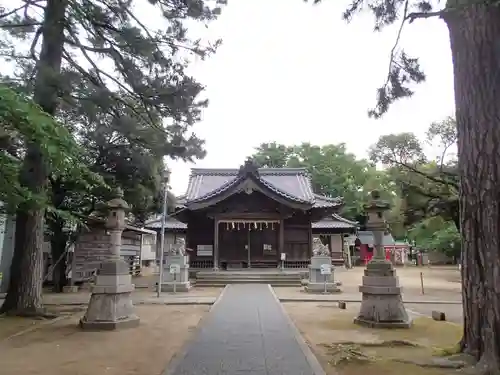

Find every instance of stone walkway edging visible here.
[38,300,216,306]
[268,285,327,375]
[278,297,461,305]
[162,285,230,375]
[39,300,215,306]
[135,300,214,306]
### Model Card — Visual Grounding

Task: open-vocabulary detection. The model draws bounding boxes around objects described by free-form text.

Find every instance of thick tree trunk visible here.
[1,209,45,314]
[446,4,500,372]
[0,0,68,315]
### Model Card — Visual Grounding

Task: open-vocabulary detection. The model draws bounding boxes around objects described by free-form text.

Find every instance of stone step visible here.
[194,280,301,287]
[195,279,302,283]
[196,272,303,277]
[196,274,301,279]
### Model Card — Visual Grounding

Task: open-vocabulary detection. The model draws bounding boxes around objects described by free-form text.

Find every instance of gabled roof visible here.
[83,215,157,235]
[312,213,358,229]
[178,160,343,210]
[356,231,396,246]
[144,216,187,230]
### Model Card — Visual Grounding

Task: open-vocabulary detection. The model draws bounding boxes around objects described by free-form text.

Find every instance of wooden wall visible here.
[186,212,214,263]
[283,212,311,261]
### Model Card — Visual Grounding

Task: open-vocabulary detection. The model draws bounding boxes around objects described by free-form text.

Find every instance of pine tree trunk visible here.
[446,4,500,371]
[0,0,68,315]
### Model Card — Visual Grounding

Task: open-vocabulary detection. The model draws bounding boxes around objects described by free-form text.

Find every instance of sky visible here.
[161,0,455,195]
[1,0,455,195]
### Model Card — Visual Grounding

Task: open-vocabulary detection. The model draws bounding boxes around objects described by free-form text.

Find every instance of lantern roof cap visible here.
[106,187,129,210]
[363,189,391,212]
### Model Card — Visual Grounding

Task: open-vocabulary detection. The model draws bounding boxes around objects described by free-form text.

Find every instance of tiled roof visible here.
[312,213,358,229]
[83,215,157,234]
[313,194,343,208]
[356,231,396,246]
[144,216,187,230]
[181,164,342,208]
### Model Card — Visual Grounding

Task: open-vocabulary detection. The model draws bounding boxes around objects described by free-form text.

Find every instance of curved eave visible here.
[185,174,312,211]
[310,195,343,221]
[332,213,358,225]
[312,194,343,209]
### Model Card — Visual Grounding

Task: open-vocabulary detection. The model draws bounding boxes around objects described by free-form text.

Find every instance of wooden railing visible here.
[283,260,309,269]
[190,260,214,269]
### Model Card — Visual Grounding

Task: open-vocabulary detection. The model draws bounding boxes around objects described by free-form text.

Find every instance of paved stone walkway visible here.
[165,284,321,375]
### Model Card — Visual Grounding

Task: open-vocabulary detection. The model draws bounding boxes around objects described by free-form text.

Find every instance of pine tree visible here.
[0,0,224,315]
[311,0,500,370]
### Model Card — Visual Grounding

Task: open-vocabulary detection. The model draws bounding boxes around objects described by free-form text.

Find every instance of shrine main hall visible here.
[164,160,357,269]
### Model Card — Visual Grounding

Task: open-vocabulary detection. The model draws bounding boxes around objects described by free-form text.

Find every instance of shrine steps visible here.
[194,270,303,287]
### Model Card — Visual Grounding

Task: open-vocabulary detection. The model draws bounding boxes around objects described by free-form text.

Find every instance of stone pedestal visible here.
[304,256,341,293]
[80,259,140,330]
[160,255,191,292]
[354,259,412,328]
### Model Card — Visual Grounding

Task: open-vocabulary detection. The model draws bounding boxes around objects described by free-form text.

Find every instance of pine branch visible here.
[0,21,41,29]
[407,10,445,22]
[389,157,459,190]
[29,27,42,60]
[0,6,27,20]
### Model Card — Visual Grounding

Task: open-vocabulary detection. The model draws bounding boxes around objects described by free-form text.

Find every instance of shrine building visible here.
[161,160,357,270]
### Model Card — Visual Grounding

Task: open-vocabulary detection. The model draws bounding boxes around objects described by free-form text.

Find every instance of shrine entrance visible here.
[218,220,280,269]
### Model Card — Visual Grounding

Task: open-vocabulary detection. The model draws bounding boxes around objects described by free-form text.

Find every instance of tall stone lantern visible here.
[80,188,140,330]
[354,190,412,328]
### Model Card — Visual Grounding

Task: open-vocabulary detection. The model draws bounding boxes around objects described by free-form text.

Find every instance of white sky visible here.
[165,0,454,194]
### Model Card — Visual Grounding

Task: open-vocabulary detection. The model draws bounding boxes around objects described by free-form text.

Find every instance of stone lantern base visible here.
[354,259,412,328]
[80,259,140,331]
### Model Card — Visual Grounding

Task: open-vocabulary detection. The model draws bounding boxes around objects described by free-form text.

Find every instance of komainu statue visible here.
[312,237,330,257]
[168,237,187,255]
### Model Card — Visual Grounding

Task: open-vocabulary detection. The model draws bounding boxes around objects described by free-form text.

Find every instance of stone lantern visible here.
[80,188,140,330]
[354,190,412,328]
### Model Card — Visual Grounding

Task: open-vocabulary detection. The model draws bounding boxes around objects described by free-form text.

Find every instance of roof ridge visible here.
[314,193,342,202]
[332,213,358,224]
[189,167,310,176]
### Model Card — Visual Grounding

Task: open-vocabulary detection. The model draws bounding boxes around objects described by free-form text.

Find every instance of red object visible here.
[360,244,392,263]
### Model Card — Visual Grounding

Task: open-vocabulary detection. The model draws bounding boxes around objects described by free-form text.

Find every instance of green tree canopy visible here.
[0,0,225,313]
[250,141,389,220]
[0,84,100,211]
[369,118,458,229]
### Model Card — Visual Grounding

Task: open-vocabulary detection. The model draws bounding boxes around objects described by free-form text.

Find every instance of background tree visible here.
[250,142,390,220]
[0,0,225,314]
[369,119,459,229]
[408,217,460,260]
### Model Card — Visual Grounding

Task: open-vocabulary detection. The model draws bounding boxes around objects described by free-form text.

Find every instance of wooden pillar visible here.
[279,219,285,258]
[308,223,313,258]
[213,218,219,270]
